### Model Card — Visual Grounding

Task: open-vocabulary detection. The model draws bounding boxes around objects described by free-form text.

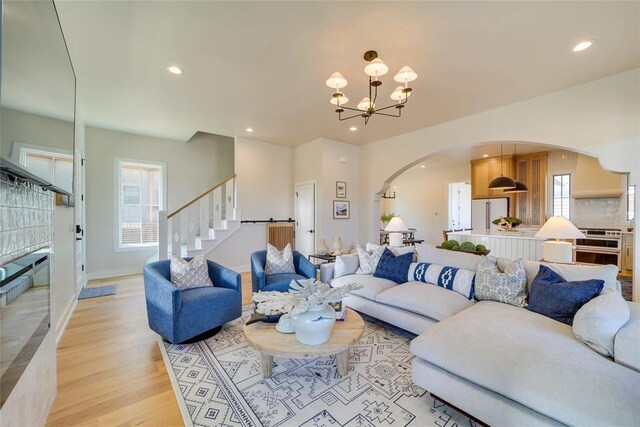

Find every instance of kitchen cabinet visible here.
[623,233,634,271]
[471,156,515,199]
[514,152,548,227]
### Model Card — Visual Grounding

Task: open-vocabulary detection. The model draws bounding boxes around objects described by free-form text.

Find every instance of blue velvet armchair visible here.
[143,258,242,344]
[251,250,317,293]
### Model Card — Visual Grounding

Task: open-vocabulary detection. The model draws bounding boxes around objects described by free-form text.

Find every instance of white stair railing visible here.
[158,174,237,260]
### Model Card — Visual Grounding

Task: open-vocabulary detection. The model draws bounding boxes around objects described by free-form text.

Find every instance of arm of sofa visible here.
[614,302,640,373]
[320,262,336,284]
[143,264,182,315]
[294,252,318,280]
[250,251,266,293]
[207,260,241,295]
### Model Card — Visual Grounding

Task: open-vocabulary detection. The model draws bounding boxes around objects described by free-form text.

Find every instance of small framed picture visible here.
[336,181,347,198]
[333,200,350,219]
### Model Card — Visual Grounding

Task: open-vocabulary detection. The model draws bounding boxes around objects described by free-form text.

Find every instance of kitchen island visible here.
[447,229,547,261]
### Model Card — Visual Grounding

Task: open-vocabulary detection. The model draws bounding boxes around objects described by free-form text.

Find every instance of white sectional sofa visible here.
[320,245,640,426]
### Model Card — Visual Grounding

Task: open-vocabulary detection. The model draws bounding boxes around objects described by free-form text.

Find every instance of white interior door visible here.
[75,150,86,292]
[295,182,315,256]
[448,181,472,229]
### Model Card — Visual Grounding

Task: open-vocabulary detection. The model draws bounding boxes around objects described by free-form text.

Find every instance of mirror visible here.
[0,0,75,408]
[1,0,76,195]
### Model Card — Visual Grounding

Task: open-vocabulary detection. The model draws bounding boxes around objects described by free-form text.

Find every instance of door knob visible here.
[308,229,314,233]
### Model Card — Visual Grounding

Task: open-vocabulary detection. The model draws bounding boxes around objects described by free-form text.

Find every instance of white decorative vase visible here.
[291,304,336,345]
[332,237,343,255]
[317,239,329,255]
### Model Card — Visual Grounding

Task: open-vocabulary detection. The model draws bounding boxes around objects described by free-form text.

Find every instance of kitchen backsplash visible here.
[0,172,54,266]
[573,197,630,229]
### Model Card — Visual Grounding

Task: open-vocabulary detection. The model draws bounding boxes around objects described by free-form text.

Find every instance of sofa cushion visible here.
[528,265,603,325]
[334,253,359,278]
[415,244,480,271]
[170,254,213,289]
[614,302,640,372]
[373,248,413,284]
[376,282,474,321]
[475,256,528,307]
[263,273,306,292]
[264,243,295,274]
[408,262,476,299]
[355,245,385,275]
[330,274,396,300]
[573,288,630,357]
[410,301,640,426]
[521,260,619,293]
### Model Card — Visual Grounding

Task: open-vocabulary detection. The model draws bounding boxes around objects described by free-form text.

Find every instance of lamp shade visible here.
[357,97,373,111]
[384,217,407,232]
[364,58,389,77]
[326,72,348,89]
[394,66,418,83]
[330,94,349,105]
[503,181,528,193]
[390,86,411,101]
[535,216,586,239]
[488,176,516,190]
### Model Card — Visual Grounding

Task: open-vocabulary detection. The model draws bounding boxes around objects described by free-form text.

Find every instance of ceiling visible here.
[55,1,640,146]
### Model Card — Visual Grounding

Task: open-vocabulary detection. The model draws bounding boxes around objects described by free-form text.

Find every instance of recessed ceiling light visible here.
[245,127,254,133]
[482,154,489,158]
[420,165,426,168]
[167,65,183,75]
[572,40,593,52]
[349,126,358,132]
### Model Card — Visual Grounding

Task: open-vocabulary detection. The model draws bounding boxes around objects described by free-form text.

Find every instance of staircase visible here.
[157,175,241,260]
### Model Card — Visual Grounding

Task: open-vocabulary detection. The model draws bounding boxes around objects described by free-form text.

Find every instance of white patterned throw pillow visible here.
[264,243,296,274]
[355,245,385,275]
[475,256,528,307]
[170,254,214,289]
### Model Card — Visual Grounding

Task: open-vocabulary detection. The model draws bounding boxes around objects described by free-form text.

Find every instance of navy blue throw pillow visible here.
[373,248,413,284]
[527,265,604,325]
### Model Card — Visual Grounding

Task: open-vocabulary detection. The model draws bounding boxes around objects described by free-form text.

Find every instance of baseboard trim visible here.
[56,288,81,346]
[86,267,142,281]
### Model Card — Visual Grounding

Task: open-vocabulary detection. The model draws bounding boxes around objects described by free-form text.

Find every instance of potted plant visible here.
[492,216,523,231]
[380,212,395,229]
[253,279,362,345]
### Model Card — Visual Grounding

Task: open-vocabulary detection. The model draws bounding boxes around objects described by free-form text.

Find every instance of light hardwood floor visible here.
[46,272,254,426]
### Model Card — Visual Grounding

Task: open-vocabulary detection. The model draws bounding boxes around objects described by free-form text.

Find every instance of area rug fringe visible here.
[157,336,195,427]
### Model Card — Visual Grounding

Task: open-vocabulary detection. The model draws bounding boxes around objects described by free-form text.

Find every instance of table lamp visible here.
[385,217,407,247]
[535,216,585,263]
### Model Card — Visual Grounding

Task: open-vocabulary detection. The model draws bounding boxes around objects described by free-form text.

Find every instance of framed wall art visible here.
[333,200,350,219]
[336,181,346,198]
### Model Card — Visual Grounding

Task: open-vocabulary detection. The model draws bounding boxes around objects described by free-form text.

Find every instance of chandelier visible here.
[326,50,417,125]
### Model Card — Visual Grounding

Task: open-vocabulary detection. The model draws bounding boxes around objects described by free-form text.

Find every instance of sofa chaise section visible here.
[410,301,640,426]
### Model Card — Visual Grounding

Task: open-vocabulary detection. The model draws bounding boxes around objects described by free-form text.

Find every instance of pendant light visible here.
[488,144,516,190]
[503,144,529,193]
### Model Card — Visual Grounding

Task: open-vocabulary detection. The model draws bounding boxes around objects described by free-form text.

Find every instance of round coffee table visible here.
[243,308,364,378]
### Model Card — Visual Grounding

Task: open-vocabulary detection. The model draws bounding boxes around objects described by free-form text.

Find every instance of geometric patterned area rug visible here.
[78,284,117,300]
[159,306,476,427]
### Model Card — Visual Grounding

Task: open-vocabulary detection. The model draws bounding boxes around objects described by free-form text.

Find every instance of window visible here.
[117,160,164,249]
[553,174,570,219]
[628,183,636,221]
[20,147,73,193]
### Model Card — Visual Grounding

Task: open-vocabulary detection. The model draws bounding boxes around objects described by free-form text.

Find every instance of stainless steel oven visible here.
[576,229,622,270]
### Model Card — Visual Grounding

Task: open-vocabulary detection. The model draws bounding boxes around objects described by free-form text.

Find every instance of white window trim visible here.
[113,157,167,252]
[551,173,571,219]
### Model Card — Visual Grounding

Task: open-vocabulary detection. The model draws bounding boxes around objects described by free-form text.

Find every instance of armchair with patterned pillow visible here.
[251,247,317,293]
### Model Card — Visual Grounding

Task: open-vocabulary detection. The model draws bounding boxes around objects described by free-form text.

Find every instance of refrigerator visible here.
[472,198,509,231]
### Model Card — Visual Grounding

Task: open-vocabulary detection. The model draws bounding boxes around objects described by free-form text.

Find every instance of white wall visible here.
[381,162,471,245]
[85,127,234,278]
[207,137,294,271]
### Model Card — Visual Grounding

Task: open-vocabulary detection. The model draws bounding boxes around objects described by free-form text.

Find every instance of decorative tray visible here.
[436,246,490,256]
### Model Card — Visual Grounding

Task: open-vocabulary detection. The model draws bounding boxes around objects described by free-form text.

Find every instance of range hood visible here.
[572,155,624,199]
